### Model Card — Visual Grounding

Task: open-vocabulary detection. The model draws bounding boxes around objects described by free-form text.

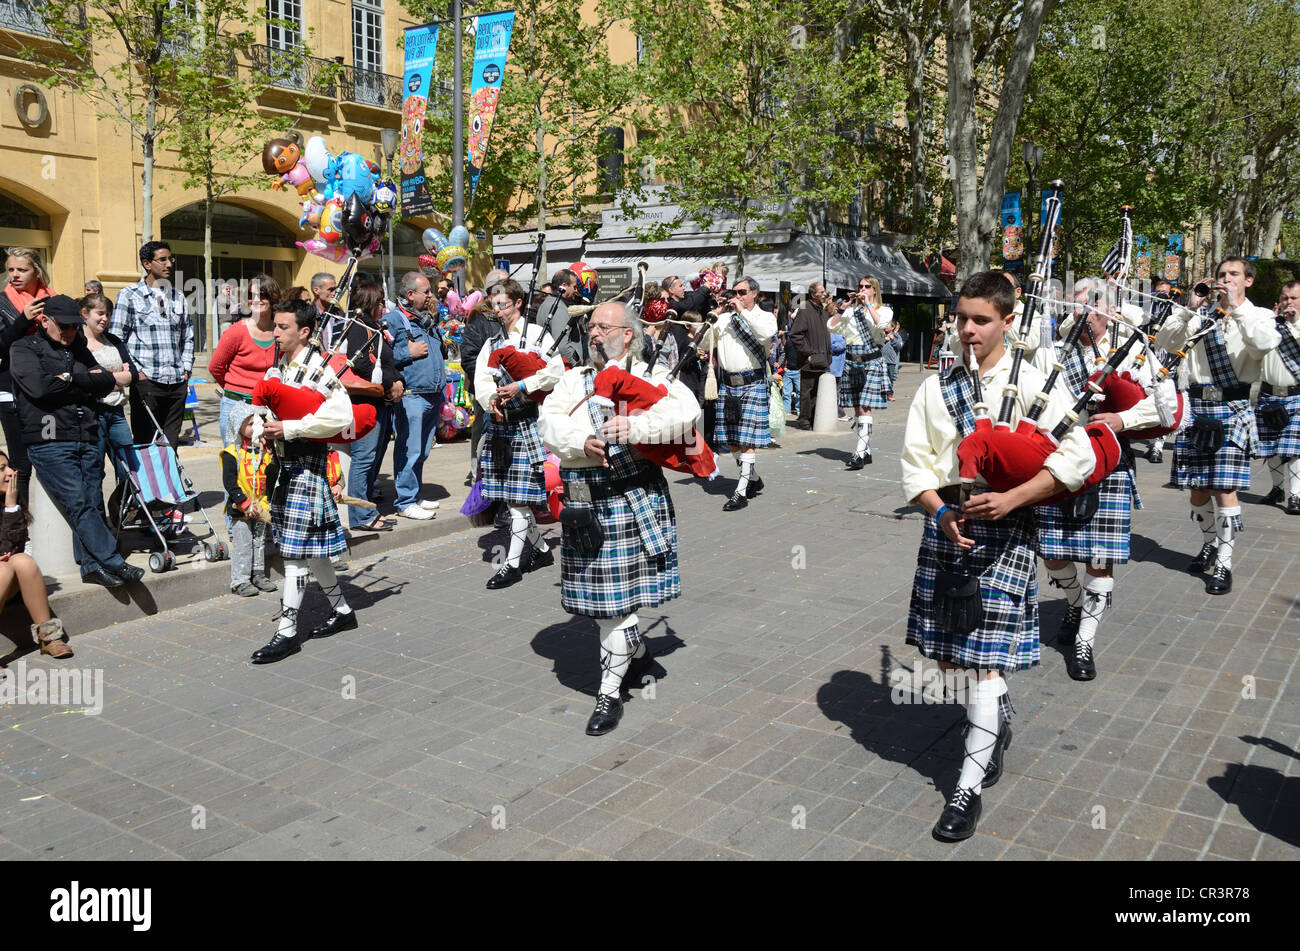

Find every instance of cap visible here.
[43,294,83,326]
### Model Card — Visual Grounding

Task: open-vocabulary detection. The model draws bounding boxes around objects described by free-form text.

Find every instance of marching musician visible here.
[1034,279,1159,681]
[1254,281,1300,515]
[698,278,776,511]
[1156,257,1281,595]
[829,276,893,469]
[901,272,1094,842]
[475,279,564,590]
[538,300,701,736]
[250,300,357,665]
[1137,277,1176,464]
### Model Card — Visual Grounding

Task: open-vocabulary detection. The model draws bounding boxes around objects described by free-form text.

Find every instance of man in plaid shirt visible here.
[110,240,194,447]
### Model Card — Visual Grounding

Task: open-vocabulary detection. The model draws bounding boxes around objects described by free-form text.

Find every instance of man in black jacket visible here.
[11,295,144,588]
[788,284,833,429]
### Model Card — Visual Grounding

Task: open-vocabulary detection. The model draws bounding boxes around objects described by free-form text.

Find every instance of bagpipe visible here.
[1086,293,1184,440]
[484,233,555,402]
[954,183,1122,508]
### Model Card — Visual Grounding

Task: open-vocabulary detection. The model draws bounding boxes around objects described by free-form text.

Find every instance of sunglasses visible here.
[491,299,514,309]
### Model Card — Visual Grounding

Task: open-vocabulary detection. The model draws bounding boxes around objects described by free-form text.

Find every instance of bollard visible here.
[28,471,80,578]
[812,371,840,433]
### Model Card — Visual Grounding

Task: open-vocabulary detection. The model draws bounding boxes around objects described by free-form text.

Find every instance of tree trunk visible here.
[204,191,216,352]
[903,29,929,238]
[1260,206,1284,259]
[736,201,749,275]
[536,113,547,280]
[141,92,156,244]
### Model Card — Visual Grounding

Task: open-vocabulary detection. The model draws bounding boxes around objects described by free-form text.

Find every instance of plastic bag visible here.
[769,380,786,438]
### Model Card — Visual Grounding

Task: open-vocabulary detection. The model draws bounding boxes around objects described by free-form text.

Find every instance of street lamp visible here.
[381,127,400,302]
[1023,141,1044,265]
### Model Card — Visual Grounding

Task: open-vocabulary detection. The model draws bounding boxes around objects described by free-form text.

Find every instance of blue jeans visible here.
[28,440,129,578]
[782,370,800,414]
[97,405,134,482]
[393,392,444,509]
[344,403,391,527]
[218,392,255,447]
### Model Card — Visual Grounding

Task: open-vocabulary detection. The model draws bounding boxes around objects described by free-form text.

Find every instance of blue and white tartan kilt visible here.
[714,379,772,450]
[559,466,680,621]
[1034,466,1133,567]
[1253,393,1300,458]
[838,348,891,409]
[1172,397,1254,490]
[907,508,1040,673]
[478,417,548,506]
[271,452,348,560]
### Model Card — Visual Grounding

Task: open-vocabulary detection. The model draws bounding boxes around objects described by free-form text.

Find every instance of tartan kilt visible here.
[1172,397,1254,490]
[1253,393,1300,458]
[1034,465,1133,566]
[271,451,347,560]
[907,508,1040,673]
[559,465,680,619]
[478,417,548,506]
[714,379,772,450]
[838,347,891,409]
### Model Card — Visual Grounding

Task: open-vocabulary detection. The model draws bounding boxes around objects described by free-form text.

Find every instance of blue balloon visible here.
[448,226,470,249]
[423,228,447,251]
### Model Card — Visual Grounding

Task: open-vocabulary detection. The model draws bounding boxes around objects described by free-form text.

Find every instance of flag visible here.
[1101,213,1133,279]
[467,10,515,206]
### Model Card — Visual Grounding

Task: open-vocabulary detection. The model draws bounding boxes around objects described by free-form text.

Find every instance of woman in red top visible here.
[209,274,279,446]
[0,247,53,505]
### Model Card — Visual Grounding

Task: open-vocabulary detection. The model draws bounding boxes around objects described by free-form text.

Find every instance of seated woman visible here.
[0,450,72,665]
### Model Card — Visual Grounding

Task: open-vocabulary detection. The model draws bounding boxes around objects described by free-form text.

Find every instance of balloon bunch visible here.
[419,225,472,278]
[444,286,483,319]
[261,132,396,264]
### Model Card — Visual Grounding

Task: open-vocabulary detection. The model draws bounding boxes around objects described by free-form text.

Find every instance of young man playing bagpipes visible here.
[1254,281,1300,515]
[901,272,1094,841]
[538,300,701,737]
[474,278,565,590]
[251,300,358,664]
[829,276,893,468]
[1156,257,1281,595]
[1034,279,1160,681]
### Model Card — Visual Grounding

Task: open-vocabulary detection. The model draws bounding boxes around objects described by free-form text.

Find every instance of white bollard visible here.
[28,471,80,578]
[812,371,840,433]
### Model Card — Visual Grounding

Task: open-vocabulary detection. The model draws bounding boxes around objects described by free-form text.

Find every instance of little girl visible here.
[220,413,278,597]
[0,450,72,663]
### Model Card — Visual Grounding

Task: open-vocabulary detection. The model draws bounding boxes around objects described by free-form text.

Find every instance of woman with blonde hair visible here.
[0,247,53,505]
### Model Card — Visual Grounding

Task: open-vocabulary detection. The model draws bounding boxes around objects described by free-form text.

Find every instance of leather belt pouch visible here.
[933,569,983,635]
[560,504,604,556]
[1188,416,1225,453]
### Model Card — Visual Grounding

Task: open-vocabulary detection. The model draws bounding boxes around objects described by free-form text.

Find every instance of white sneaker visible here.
[399,504,436,520]
[418,499,441,511]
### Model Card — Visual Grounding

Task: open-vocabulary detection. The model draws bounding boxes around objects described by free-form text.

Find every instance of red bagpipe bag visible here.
[589,366,718,479]
[486,344,551,403]
[1092,369,1184,440]
[956,417,1121,504]
[252,374,378,444]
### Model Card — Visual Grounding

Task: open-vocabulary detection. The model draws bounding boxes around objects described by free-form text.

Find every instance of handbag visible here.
[768,380,786,438]
[932,568,984,636]
[1259,401,1290,432]
[560,504,604,556]
[1188,415,1225,454]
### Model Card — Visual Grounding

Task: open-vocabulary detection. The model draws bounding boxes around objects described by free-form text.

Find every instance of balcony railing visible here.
[0,0,84,37]
[249,43,338,98]
[339,63,402,111]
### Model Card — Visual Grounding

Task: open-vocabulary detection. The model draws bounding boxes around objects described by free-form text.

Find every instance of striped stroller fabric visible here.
[121,443,198,506]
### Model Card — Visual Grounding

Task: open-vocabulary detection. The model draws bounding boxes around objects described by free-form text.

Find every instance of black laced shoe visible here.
[1205,564,1232,595]
[722,493,748,512]
[1066,641,1096,681]
[585,694,623,735]
[1287,494,1300,515]
[982,724,1013,788]
[1058,604,1082,647]
[486,565,523,590]
[251,633,301,664]
[523,544,554,573]
[745,476,765,499]
[932,786,982,842]
[846,454,865,470]
[1260,486,1284,505]
[1187,542,1217,574]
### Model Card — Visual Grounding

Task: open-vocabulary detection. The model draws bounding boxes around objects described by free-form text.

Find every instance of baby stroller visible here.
[111,402,227,573]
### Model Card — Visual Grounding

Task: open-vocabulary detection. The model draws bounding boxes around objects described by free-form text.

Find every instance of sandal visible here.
[357,517,392,532]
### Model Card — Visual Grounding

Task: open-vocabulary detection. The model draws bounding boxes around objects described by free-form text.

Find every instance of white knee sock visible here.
[1287,457,1300,497]
[855,414,872,455]
[597,614,641,698]
[1214,505,1240,570]
[736,451,755,496]
[1046,563,1083,608]
[1077,574,1113,651]
[307,557,351,614]
[1191,499,1216,547]
[957,675,1006,793]
[507,506,529,568]
[1268,457,1285,491]
[277,561,311,638]
[527,516,548,552]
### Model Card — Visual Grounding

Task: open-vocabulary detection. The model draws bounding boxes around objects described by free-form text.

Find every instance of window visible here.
[266,0,301,50]
[636,34,650,65]
[351,0,385,105]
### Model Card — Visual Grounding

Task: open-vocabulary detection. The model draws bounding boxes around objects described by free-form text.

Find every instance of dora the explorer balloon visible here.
[262,133,315,197]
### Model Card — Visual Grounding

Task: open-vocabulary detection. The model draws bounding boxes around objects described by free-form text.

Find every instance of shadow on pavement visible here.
[1206,736,1300,848]
[797,446,854,466]
[530,615,684,701]
[1130,532,1195,573]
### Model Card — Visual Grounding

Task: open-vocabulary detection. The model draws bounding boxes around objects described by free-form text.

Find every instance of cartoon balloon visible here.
[318,197,345,244]
[418,253,442,276]
[372,181,398,214]
[423,228,447,251]
[342,193,380,254]
[303,135,331,185]
[437,245,468,273]
[569,261,598,301]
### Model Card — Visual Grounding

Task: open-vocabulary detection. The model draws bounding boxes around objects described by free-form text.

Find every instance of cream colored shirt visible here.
[829,304,891,346]
[901,349,1097,503]
[699,304,776,373]
[474,319,564,412]
[1261,316,1300,387]
[269,346,354,442]
[1030,332,1163,433]
[1154,299,1280,384]
[539,358,703,469]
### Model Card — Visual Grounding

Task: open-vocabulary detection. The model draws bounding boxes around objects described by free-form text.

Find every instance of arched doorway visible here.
[162,202,298,350]
[0,191,53,291]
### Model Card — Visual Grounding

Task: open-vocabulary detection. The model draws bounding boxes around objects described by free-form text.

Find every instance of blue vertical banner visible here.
[467,9,515,205]
[400,24,440,216]
[1001,192,1024,262]
[1134,234,1152,281]
[1165,233,1184,283]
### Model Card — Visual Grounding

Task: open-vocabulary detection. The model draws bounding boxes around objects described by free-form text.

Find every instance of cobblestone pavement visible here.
[1,369,1296,860]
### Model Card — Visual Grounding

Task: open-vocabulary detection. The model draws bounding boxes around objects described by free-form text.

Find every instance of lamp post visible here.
[381,127,400,301]
[1022,141,1043,268]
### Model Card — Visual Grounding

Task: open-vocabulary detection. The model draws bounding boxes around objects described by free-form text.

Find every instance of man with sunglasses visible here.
[698,277,776,510]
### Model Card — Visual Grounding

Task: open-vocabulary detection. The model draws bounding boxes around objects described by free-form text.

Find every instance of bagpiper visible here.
[830,276,893,469]
[1253,280,1300,515]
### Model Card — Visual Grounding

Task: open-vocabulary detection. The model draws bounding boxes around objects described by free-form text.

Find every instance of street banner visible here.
[400,23,440,216]
[1134,234,1152,281]
[1165,234,1183,283]
[1001,192,1023,262]
[467,9,515,205]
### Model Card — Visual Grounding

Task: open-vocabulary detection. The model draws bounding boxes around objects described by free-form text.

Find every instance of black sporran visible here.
[1259,401,1290,432]
[724,395,743,429]
[932,568,984,636]
[491,434,512,473]
[1188,416,1225,454]
[560,504,605,556]
[1059,486,1100,522]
